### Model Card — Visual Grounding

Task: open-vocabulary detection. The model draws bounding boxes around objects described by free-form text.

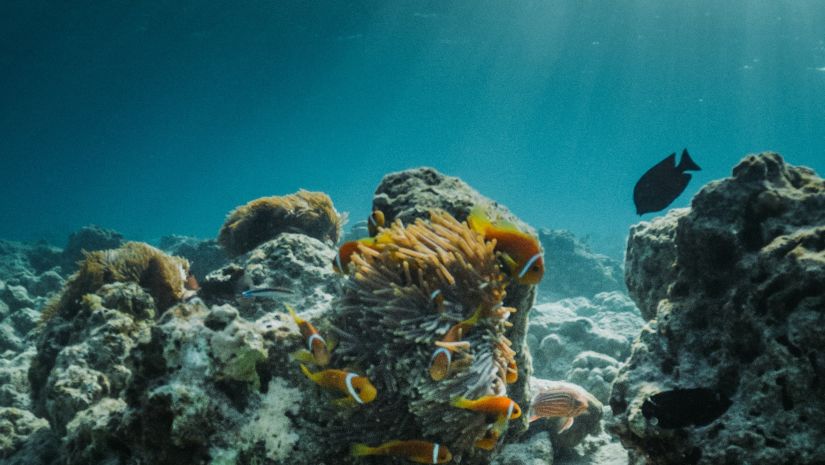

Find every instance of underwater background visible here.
[2,3,825,465]
[2,0,825,255]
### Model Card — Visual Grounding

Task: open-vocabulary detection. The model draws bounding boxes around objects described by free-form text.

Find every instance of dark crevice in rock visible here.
[775,335,803,357]
[775,376,794,411]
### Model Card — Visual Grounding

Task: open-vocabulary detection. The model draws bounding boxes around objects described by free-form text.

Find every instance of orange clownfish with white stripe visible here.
[300,364,377,406]
[352,440,452,464]
[332,237,377,274]
[286,304,330,366]
[451,395,521,422]
[467,207,544,285]
[428,305,484,381]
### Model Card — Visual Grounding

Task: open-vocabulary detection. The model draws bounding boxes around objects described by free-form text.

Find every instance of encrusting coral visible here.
[327,210,524,462]
[218,190,345,256]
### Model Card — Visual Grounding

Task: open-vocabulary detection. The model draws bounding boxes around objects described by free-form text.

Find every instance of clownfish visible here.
[528,382,590,433]
[474,427,500,450]
[428,305,484,381]
[332,237,377,274]
[286,304,330,366]
[300,364,377,406]
[351,440,452,464]
[466,207,544,285]
[505,359,518,384]
[367,209,386,236]
[473,397,520,450]
[450,395,521,421]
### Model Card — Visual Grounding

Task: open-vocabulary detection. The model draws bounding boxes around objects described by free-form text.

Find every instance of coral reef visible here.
[218,190,345,256]
[609,153,825,464]
[0,407,50,459]
[528,292,643,404]
[537,230,625,302]
[0,168,655,465]
[202,232,339,318]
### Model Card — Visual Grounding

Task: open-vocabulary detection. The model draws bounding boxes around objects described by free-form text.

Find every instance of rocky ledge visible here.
[609,153,825,464]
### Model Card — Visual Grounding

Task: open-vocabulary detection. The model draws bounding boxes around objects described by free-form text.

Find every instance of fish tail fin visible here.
[467,206,491,234]
[450,396,471,408]
[677,149,701,172]
[463,304,485,326]
[299,364,317,382]
[350,443,374,457]
[289,349,315,364]
[285,304,303,324]
[558,417,575,433]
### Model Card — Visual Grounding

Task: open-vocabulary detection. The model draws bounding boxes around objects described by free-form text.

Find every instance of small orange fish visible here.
[332,238,376,273]
[367,209,386,236]
[505,359,518,384]
[300,364,377,405]
[467,207,544,285]
[473,428,500,450]
[351,440,452,464]
[286,304,330,366]
[529,382,590,433]
[185,272,199,291]
[429,305,484,381]
[450,395,521,420]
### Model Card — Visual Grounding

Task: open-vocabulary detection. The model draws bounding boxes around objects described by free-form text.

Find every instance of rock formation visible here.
[537,230,625,302]
[610,153,825,464]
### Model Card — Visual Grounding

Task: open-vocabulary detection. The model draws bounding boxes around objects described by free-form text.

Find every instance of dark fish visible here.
[633,149,701,215]
[641,388,731,428]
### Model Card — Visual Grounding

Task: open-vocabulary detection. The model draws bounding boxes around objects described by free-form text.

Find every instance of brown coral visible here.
[42,242,190,322]
[327,210,521,461]
[217,190,344,256]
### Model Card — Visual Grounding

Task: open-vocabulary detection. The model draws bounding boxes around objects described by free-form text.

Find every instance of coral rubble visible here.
[610,153,825,464]
[218,190,344,256]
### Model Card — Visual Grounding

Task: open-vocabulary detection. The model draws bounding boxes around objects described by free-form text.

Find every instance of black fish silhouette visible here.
[641,388,731,428]
[633,149,701,215]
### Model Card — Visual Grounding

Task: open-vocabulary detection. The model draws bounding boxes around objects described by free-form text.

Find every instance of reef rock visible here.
[158,235,227,281]
[202,233,339,318]
[218,190,345,256]
[491,431,554,465]
[537,229,625,302]
[610,153,825,464]
[529,292,642,404]
[62,225,124,270]
[378,174,536,377]
[0,407,51,460]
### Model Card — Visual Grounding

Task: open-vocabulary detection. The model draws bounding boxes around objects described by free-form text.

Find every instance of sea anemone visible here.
[218,190,345,256]
[41,242,190,322]
[327,210,521,459]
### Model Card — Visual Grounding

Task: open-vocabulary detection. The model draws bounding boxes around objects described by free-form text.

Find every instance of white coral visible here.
[236,377,301,462]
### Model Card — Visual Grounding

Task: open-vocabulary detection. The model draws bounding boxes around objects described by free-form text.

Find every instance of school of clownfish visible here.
[246,207,589,464]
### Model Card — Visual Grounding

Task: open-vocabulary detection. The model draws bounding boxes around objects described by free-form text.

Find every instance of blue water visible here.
[2,1,824,254]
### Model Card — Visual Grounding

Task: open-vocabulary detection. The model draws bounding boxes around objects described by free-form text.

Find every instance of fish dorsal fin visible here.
[494,219,523,234]
[661,152,677,168]
[677,149,701,172]
[285,304,304,325]
[467,206,492,234]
